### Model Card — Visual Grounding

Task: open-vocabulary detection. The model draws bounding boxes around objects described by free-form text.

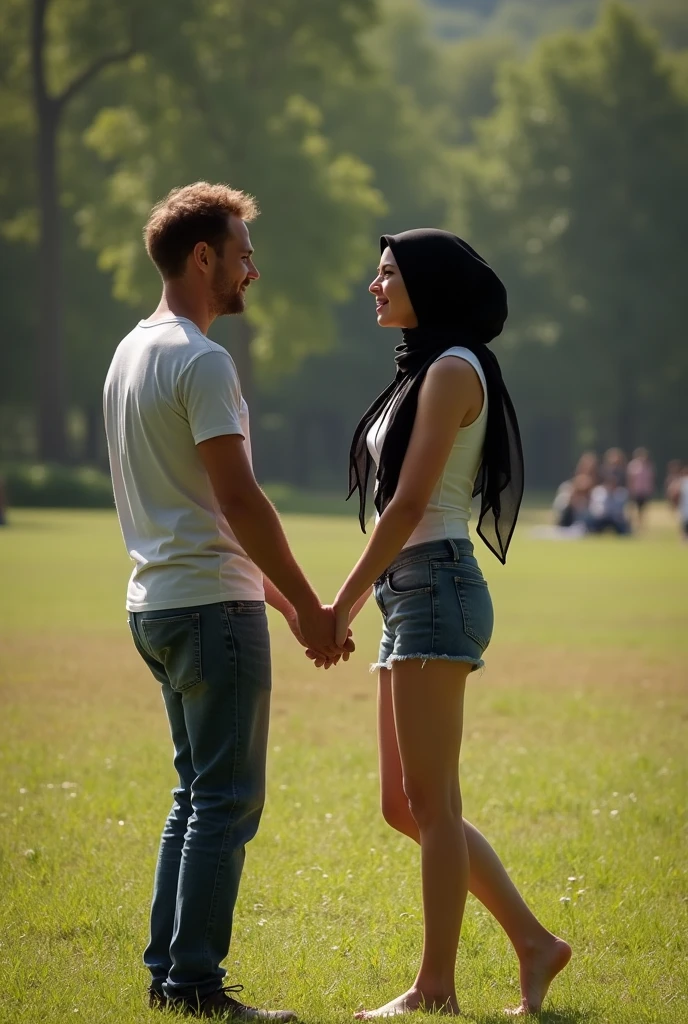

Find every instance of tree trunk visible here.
[525,415,574,488]
[291,414,311,488]
[36,109,67,461]
[33,0,68,462]
[31,0,135,463]
[84,403,105,466]
[616,355,636,453]
[615,323,636,452]
[227,317,256,410]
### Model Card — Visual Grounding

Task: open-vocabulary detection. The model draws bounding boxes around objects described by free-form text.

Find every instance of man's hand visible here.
[304,601,355,669]
[283,599,354,669]
[295,600,343,660]
[282,603,306,647]
[304,631,355,669]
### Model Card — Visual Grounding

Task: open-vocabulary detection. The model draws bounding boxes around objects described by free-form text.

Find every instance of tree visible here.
[452,4,688,477]
[2,0,381,461]
[0,0,41,438]
[29,0,145,460]
[77,0,383,405]
[442,34,518,143]
[631,0,688,49]
[252,0,456,488]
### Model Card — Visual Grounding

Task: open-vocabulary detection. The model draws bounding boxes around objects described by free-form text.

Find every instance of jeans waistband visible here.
[382,538,475,579]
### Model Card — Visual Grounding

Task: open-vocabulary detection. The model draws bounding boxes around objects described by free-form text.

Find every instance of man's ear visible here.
[193,241,211,273]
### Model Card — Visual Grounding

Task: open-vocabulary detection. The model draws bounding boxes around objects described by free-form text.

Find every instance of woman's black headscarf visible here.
[347,228,524,564]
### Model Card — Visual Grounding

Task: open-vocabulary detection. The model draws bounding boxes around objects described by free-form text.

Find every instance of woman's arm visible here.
[350,586,373,621]
[333,357,481,644]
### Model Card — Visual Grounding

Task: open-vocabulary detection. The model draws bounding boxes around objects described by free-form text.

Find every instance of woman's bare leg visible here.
[357,660,470,1018]
[376,669,571,1016]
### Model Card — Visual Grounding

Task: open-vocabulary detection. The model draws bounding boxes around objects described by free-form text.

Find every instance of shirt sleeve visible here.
[178,350,245,444]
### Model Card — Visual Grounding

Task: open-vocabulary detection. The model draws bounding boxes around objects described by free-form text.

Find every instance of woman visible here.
[318,230,571,1017]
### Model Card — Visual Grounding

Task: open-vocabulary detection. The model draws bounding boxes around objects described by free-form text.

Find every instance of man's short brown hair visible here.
[144,181,259,279]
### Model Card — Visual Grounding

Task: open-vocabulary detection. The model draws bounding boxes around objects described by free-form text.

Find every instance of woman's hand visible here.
[304,602,355,669]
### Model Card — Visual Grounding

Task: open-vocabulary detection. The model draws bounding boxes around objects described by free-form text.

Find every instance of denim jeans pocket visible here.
[141,613,202,693]
[386,559,432,596]
[454,575,494,651]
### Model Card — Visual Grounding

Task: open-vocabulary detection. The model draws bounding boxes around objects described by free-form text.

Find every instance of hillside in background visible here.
[422,0,688,48]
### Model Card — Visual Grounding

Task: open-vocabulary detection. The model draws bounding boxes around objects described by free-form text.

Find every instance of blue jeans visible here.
[128,601,271,1000]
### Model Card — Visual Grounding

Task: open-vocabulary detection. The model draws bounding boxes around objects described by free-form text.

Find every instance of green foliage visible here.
[1,0,687,483]
[451,3,688,468]
[0,2,36,406]
[441,34,519,142]
[75,0,385,373]
[3,463,114,508]
[629,0,688,49]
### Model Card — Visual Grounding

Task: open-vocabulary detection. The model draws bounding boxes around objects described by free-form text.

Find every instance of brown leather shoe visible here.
[171,985,297,1021]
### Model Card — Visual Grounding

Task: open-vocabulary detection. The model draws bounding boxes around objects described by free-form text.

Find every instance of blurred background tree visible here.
[1,0,686,494]
[449,3,688,482]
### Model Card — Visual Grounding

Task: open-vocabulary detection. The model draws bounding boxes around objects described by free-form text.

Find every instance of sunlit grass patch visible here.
[0,509,686,1023]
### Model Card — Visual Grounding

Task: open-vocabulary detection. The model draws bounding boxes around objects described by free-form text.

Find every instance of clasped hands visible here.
[285,597,354,670]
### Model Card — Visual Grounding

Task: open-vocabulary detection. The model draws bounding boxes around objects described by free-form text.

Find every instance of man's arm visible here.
[197,434,344,658]
[263,576,306,649]
[262,576,294,619]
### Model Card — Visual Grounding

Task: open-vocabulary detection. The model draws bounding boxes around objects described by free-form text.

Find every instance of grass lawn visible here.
[0,507,686,1023]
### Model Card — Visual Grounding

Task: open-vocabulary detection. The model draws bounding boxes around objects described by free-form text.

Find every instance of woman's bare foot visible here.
[505,935,572,1016]
[354,987,460,1019]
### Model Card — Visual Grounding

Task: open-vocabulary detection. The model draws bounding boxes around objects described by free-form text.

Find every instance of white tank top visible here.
[366,347,487,548]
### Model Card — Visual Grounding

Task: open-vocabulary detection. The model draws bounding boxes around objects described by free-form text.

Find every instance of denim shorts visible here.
[372,538,494,673]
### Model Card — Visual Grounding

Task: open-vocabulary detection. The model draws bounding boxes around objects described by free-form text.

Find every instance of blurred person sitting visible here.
[586,480,632,535]
[626,447,655,528]
[601,447,627,488]
[553,472,594,528]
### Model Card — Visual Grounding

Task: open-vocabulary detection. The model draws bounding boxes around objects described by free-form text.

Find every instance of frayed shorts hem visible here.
[369,652,485,674]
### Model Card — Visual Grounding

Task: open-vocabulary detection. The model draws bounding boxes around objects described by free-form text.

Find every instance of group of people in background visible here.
[554,447,688,540]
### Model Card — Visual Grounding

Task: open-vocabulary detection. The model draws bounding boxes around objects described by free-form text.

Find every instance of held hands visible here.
[302,600,354,670]
[284,599,355,670]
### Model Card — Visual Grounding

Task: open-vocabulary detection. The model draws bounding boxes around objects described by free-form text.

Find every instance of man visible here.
[103,181,351,1018]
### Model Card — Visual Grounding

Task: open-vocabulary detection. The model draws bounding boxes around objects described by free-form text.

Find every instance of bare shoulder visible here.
[419,354,483,426]
[423,353,482,395]
[427,352,480,380]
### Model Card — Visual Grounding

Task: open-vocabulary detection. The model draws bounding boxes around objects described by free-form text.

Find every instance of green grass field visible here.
[1,508,686,1023]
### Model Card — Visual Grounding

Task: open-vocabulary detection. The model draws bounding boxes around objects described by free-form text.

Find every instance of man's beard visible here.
[211,267,245,316]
